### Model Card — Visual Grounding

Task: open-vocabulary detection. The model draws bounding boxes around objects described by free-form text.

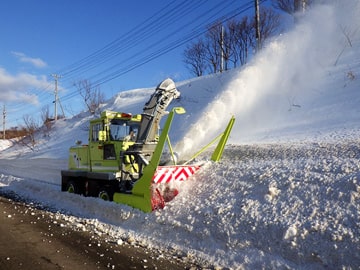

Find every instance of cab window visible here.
[110,120,139,141]
[91,123,103,141]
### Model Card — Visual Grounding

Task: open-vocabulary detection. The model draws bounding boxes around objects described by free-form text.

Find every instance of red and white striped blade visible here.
[152,165,201,184]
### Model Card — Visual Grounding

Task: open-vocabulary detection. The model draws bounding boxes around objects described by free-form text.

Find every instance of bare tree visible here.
[183,39,208,76]
[272,0,314,15]
[228,17,254,67]
[41,105,53,136]
[258,7,282,45]
[205,22,223,73]
[272,0,296,14]
[22,114,40,150]
[74,79,105,114]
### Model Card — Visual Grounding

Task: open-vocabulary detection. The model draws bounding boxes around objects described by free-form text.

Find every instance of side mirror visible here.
[173,107,186,115]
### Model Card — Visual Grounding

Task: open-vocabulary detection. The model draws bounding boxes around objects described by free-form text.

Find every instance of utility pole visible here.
[51,74,62,121]
[2,104,6,139]
[295,0,307,13]
[255,0,261,52]
[301,0,307,12]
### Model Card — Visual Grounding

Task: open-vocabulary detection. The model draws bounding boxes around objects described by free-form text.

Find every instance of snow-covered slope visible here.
[1,1,360,269]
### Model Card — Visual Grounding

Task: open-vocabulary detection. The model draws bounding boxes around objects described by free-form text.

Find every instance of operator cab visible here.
[109,119,139,142]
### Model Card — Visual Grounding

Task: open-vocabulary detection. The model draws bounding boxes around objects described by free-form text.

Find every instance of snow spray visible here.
[175,0,359,158]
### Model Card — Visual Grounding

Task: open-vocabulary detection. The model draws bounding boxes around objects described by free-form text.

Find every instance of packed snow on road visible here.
[1,1,360,269]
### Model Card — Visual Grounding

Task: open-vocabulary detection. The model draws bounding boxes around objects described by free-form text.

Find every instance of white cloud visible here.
[11,51,47,68]
[0,67,51,105]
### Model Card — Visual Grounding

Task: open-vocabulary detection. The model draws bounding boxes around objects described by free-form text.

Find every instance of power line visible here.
[58,0,233,86]
[59,0,255,103]
[90,1,256,87]
[56,0,238,102]
[57,0,192,79]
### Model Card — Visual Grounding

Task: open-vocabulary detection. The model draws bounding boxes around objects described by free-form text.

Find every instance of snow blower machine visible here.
[61,78,235,212]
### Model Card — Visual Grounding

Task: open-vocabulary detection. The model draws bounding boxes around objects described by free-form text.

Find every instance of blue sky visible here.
[0,0,260,128]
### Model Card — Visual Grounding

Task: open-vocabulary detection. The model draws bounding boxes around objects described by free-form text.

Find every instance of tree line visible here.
[183,0,314,76]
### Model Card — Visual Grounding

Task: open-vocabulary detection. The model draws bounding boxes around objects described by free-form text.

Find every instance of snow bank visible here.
[0,139,13,153]
[1,141,360,269]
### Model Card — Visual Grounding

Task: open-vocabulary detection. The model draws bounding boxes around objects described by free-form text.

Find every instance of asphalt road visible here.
[0,195,196,270]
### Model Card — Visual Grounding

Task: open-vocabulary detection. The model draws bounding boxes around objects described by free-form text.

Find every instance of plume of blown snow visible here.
[176,0,359,157]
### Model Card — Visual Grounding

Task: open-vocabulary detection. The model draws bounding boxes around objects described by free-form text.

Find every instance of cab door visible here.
[89,121,119,172]
[89,121,104,172]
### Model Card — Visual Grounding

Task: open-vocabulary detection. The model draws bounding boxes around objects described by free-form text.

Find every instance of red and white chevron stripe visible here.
[152,165,201,184]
